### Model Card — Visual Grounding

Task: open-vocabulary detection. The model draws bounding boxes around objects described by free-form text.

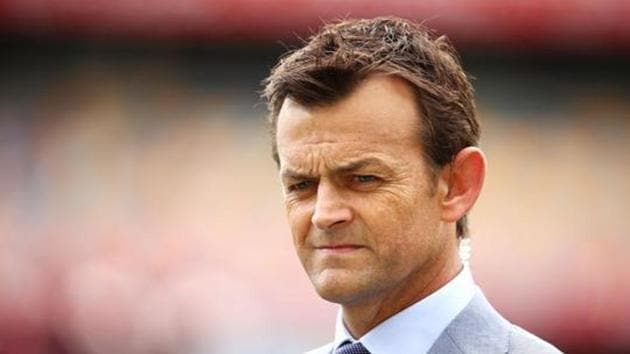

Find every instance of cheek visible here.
[363,185,439,249]
[366,187,422,226]
[285,201,314,247]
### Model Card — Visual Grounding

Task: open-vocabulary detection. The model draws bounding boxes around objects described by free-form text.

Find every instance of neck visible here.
[341,247,462,338]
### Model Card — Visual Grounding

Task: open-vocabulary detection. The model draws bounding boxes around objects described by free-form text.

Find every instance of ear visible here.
[439,147,487,223]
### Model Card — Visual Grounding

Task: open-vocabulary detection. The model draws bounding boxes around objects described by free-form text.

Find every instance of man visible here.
[262,17,560,354]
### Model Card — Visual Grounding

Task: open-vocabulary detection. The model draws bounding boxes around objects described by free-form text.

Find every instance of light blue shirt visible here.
[331,265,477,354]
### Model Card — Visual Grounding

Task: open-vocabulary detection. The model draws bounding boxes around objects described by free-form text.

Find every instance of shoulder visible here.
[304,342,333,354]
[508,324,562,354]
[430,290,562,353]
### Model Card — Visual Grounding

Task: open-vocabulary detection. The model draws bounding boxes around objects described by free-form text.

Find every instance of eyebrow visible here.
[281,157,390,179]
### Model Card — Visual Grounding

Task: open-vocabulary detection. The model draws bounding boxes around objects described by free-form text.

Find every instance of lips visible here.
[315,244,364,254]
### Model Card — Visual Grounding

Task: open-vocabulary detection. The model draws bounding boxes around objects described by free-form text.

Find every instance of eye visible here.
[354,175,379,183]
[349,175,382,191]
[287,180,314,192]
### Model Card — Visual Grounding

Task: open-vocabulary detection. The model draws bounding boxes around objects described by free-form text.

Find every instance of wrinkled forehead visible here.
[279,142,399,174]
[275,75,425,170]
[276,115,417,174]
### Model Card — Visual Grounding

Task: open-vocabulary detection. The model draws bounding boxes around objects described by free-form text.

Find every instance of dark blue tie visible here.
[335,341,370,354]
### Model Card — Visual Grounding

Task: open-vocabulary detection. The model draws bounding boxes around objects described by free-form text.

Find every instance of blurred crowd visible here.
[1,42,629,353]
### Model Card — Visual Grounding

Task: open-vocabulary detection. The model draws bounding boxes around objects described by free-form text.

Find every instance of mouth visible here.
[315,244,365,254]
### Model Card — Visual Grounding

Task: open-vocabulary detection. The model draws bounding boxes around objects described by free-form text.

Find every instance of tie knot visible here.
[335,341,370,354]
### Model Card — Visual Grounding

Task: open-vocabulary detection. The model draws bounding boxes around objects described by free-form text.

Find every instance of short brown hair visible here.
[262,16,480,238]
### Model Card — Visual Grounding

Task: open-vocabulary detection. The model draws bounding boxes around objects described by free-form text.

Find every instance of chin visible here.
[316,287,358,305]
[310,271,367,305]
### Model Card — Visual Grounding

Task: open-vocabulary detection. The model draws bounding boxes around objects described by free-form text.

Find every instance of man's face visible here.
[275,75,453,306]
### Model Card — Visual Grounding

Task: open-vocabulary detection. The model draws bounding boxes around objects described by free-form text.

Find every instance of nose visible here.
[311,181,353,230]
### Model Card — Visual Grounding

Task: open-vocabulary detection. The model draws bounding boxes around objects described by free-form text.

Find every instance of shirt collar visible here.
[332,264,476,354]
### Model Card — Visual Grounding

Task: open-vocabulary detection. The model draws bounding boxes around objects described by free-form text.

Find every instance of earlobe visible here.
[440,147,487,223]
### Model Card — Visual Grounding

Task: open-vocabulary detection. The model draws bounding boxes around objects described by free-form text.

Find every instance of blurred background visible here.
[1,0,629,353]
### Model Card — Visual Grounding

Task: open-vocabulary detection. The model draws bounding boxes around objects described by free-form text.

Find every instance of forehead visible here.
[276,75,423,170]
